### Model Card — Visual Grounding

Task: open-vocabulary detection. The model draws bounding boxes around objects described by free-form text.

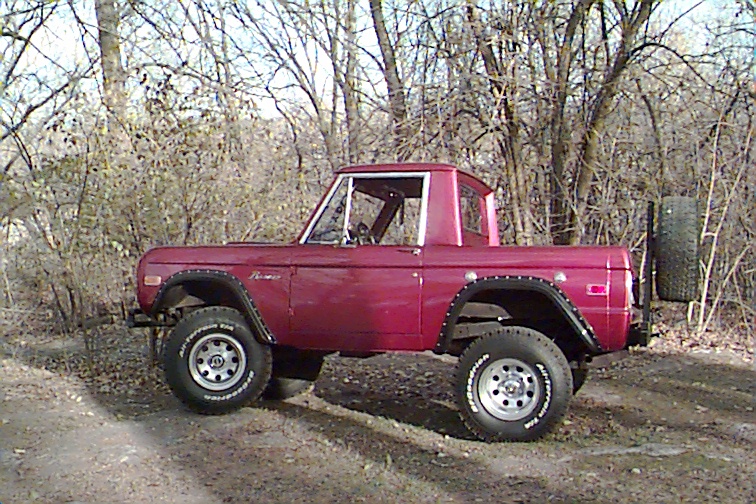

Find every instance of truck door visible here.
[290,172,428,352]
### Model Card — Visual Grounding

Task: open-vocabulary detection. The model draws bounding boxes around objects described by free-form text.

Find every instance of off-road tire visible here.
[656,196,700,302]
[455,326,572,442]
[263,353,324,400]
[163,306,272,414]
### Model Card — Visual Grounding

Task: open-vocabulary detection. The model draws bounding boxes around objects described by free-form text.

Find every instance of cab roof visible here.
[337,163,493,195]
[337,162,457,174]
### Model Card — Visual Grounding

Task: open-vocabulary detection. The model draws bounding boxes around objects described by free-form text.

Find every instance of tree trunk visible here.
[549,0,596,245]
[465,2,534,245]
[344,0,360,163]
[95,0,125,118]
[369,0,408,160]
[567,0,655,244]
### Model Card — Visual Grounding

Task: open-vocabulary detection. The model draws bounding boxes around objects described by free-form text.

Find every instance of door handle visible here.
[397,248,421,256]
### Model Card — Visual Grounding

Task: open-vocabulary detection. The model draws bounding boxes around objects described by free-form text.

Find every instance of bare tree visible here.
[543,0,596,245]
[0,2,89,148]
[564,0,657,244]
[464,0,535,245]
[369,0,408,160]
[95,0,126,117]
[2,0,755,351]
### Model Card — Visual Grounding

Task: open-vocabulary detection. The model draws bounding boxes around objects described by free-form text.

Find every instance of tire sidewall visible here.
[165,308,270,412]
[457,330,571,441]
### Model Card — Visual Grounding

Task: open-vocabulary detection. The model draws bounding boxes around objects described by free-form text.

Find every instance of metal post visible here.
[642,202,655,345]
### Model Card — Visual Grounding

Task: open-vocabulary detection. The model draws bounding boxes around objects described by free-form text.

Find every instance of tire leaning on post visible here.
[655,197,700,303]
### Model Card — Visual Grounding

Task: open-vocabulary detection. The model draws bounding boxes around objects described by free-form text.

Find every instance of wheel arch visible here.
[151,269,275,344]
[434,276,601,356]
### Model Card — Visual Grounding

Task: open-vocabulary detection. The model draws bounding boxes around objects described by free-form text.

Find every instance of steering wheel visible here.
[355,222,376,245]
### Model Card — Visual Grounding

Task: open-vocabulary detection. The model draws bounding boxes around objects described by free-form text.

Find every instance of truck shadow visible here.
[1,329,578,503]
[311,350,756,444]
[312,352,472,439]
[265,400,576,502]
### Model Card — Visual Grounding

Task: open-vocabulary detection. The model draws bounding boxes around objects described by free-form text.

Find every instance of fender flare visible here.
[151,269,276,344]
[434,276,600,354]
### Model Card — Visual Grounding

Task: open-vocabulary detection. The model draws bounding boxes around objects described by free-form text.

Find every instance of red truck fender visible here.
[151,269,276,345]
[434,276,601,355]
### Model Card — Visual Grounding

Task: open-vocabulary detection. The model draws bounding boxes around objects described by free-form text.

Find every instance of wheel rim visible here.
[188,333,247,391]
[477,358,541,421]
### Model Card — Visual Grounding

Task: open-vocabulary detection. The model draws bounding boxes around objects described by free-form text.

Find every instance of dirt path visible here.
[1,328,755,503]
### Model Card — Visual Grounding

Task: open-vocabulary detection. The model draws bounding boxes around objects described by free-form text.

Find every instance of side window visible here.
[379,196,421,245]
[460,185,483,235]
[349,177,424,246]
[305,174,426,246]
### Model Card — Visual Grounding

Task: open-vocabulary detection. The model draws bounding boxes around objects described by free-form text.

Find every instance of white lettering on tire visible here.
[203,369,256,402]
[466,353,490,413]
[178,323,222,358]
[177,320,255,403]
[524,363,552,430]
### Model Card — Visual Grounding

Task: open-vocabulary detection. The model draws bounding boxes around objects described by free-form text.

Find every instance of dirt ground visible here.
[1,326,755,504]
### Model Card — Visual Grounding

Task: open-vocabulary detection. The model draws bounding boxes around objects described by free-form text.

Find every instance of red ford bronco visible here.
[128,163,698,441]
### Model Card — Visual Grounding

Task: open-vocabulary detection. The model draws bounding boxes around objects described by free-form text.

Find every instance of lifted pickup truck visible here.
[128,163,698,441]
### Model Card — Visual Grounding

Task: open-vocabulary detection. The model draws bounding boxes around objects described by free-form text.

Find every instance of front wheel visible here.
[455,327,572,442]
[163,306,272,414]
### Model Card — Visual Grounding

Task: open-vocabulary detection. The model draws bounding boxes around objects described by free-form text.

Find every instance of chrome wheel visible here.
[188,333,247,391]
[477,358,540,421]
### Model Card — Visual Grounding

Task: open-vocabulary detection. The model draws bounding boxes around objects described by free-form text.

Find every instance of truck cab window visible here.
[460,184,483,235]
[305,174,426,246]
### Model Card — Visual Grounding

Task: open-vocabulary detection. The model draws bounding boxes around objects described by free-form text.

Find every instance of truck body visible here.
[129,163,674,441]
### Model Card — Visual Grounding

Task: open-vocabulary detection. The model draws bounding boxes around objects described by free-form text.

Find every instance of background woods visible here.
[0,0,754,354]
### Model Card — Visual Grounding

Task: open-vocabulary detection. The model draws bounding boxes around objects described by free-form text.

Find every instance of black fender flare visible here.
[151,269,276,344]
[434,276,600,354]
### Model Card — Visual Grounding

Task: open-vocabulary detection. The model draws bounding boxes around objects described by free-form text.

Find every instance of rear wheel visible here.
[163,306,272,414]
[656,196,700,302]
[455,326,572,442]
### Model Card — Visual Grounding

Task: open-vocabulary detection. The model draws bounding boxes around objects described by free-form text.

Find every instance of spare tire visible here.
[655,196,700,302]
